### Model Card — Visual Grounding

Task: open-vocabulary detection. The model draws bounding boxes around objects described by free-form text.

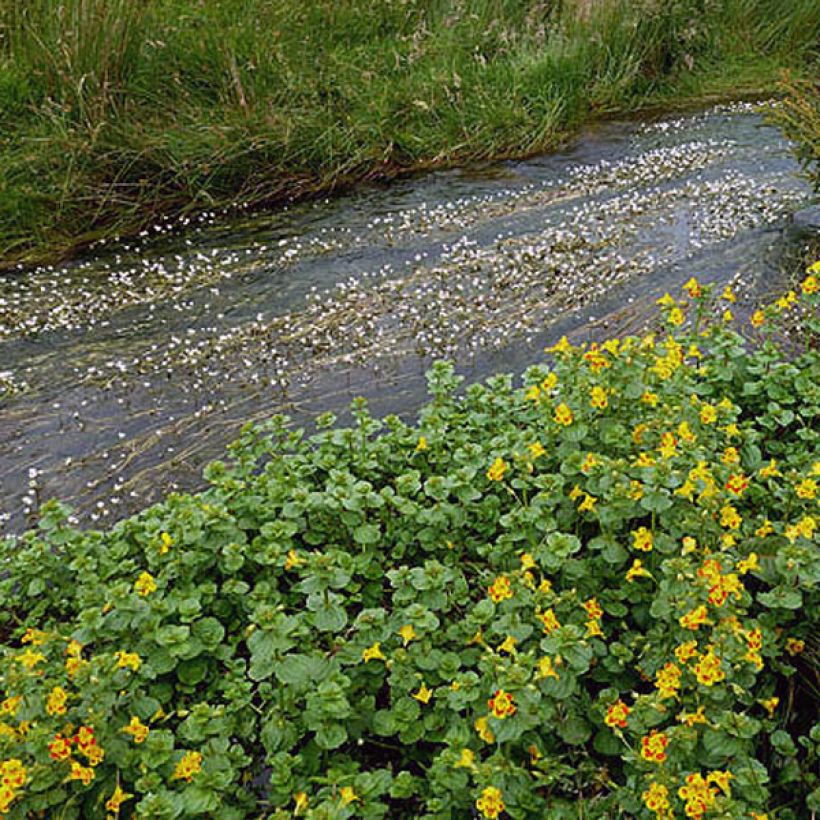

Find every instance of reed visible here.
[0,0,817,265]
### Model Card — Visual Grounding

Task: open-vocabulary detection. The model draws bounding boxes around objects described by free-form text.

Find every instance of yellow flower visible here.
[497,635,517,654]
[412,683,433,704]
[668,307,685,326]
[578,493,597,513]
[760,696,779,717]
[528,441,546,459]
[678,705,708,727]
[284,549,304,570]
[554,403,574,426]
[158,531,173,555]
[362,642,386,663]
[340,786,359,805]
[642,781,671,817]
[539,608,561,634]
[475,715,495,743]
[722,446,740,465]
[293,792,309,815]
[486,457,508,482]
[1,696,21,717]
[750,309,765,328]
[15,649,45,670]
[785,637,805,656]
[488,575,513,603]
[171,750,203,782]
[719,505,742,530]
[524,385,541,402]
[737,553,759,575]
[21,628,49,646]
[721,285,736,303]
[415,435,428,452]
[707,770,733,797]
[476,786,505,819]
[399,624,418,646]
[581,452,600,472]
[796,478,817,499]
[641,390,659,407]
[122,716,149,744]
[590,386,608,410]
[585,619,604,638]
[700,403,717,424]
[105,785,133,815]
[640,730,669,764]
[694,646,725,686]
[69,761,95,785]
[520,552,536,570]
[626,559,651,582]
[759,459,780,478]
[683,277,702,298]
[542,372,559,391]
[488,689,517,719]
[115,651,141,672]
[679,605,709,631]
[536,656,560,680]
[755,518,774,537]
[604,699,630,728]
[133,571,157,597]
[654,662,682,699]
[681,536,698,555]
[631,527,653,552]
[454,748,476,769]
[546,335,572,354]
[46,686,68,716]
[657,292,676,307]
[801,273,818,295]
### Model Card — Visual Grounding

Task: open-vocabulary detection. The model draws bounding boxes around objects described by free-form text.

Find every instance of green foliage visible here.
[769,75,820,191]
[0,0,818,265]
[0,270,818,817]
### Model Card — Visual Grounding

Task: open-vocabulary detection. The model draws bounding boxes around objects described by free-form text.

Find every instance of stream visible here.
[0,101,812,535]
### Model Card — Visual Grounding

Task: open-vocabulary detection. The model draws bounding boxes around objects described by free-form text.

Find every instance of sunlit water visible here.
[0,102,811,534]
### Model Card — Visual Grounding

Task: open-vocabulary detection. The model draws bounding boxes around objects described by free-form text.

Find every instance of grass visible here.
[0,0,818,267]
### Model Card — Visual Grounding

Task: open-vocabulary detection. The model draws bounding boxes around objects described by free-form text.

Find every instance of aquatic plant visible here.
[0,266,818,817]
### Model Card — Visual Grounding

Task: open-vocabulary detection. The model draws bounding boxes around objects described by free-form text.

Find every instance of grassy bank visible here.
[0,270,818,816]
[0,0,818,266]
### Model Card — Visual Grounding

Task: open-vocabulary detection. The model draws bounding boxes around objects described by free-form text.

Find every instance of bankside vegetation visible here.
[1,0,819,265]
[1,267,818,817]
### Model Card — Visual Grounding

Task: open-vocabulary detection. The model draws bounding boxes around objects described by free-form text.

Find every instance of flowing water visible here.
[0,102,812,534]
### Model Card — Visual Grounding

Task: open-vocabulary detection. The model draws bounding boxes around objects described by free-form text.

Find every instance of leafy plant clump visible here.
[1,266,818,818]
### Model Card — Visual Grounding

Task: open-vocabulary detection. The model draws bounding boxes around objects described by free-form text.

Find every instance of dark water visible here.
[0,101,811,534]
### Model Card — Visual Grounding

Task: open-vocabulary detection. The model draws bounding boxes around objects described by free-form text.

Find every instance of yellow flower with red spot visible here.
[539,608,561,634]
[554,403,574,426]
[284,549,304,570]
[46,686,68,716]
[796,478,817,499]
[640,730,669,764]
[801,273,818,295]
[680,605,709,631]
[655,662,682,699]
[122,716,149,744]
[751,310,765,328]
[105,785,133,815]
[642,781,671,818]
[700,404,717,424]
[725,472,749,496]
[171,750,203,782]
[476,786,505,819]
[678,705,708,727]
[683,277,701,298]
[631,527,653,552]
[488,575,513,604]
[69,761,95,785]
[48,733,73,761]
[134,571,157,597]
[604,700,630,728]
[488,689,516,719]
[719,505,742,530]
[589,386,608,410]
[678,773,717,817]
[675,640,699,664]
[694,646,725,686]
[786,637,805,656]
